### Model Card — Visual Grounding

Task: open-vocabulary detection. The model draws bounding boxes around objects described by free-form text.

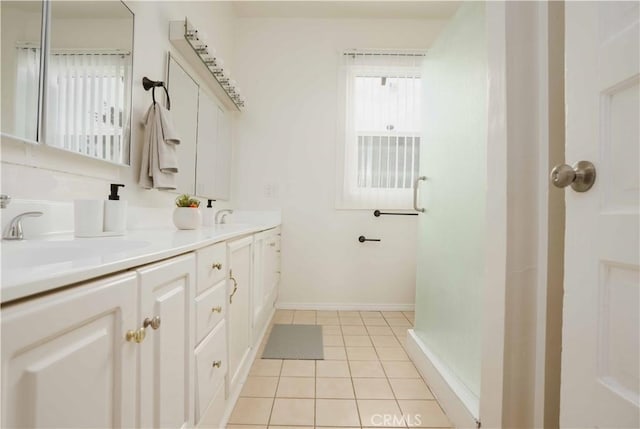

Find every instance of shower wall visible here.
[414,1,487,401]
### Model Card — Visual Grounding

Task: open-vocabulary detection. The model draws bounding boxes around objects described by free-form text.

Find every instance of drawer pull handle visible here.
[229,273,238,304]
[269,242,276,247]
[211,306,223,313]
[212,263,222,270]
[143,316,161,330]
[212,360,222,368]
[125,328,146,343]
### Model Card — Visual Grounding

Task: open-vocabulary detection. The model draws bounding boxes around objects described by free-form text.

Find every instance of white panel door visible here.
[138,254,195,429]
[1,273,138,428]
[227,236,253,392]
[561,2,639,427]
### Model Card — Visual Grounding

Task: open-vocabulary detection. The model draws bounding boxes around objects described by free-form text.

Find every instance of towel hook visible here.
[142,77,171,110]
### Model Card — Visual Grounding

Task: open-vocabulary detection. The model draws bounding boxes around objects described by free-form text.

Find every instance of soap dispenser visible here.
[202,199,215,227]
[104,183,127,233]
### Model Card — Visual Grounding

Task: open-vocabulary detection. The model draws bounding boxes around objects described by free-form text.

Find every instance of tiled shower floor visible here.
[226,310,452,428]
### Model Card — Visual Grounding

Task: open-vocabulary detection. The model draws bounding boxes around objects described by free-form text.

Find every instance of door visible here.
[227,236,253,393]
[1,273,138,428]
[560,2,639,427]
[137,254,195,429]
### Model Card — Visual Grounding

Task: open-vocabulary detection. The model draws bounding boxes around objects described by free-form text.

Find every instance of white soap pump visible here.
[202,199,215,227]
[104,183,127,234]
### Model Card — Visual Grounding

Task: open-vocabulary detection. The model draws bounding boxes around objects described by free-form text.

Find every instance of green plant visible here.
[175,194,200,208]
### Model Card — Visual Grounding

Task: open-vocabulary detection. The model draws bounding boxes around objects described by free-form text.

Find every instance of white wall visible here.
[1,1,236,210]
[232,17,447,308]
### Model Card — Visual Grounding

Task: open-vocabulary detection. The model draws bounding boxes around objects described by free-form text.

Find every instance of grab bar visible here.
[413,176,427,213]
[373,210,418,217]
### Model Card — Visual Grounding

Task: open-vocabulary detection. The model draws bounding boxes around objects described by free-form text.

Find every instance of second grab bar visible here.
[413,176,427,213]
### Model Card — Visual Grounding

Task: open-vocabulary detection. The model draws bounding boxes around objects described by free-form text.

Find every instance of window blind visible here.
[46,50,132,163]
[15,46,131,163]
[14,46,40,141]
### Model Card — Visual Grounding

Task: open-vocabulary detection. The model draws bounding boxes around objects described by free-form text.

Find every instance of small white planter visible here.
[173,207,202,230]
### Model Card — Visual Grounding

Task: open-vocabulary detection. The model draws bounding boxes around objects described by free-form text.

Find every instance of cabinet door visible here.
[1,273,138,428]
[252,234,266,334]
[263,234,281,310]
[137,254,195,429]
[227,236,253,393]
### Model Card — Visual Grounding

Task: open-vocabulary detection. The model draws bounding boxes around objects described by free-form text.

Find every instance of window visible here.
[337,51,423,209]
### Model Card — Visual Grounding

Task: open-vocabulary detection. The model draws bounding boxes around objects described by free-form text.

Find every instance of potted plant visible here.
[173,194,201,230]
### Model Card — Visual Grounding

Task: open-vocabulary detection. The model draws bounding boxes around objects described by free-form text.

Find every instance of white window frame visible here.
[336,56,423,210]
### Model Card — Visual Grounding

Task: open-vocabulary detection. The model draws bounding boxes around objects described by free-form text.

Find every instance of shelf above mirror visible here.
[169,18,244,112]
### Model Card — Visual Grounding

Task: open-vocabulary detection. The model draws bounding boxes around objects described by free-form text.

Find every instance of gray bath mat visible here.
[262,324,324,360]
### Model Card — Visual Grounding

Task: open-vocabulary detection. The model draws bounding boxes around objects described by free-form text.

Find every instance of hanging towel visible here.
[157,103,180,173]
[138,104,179,190]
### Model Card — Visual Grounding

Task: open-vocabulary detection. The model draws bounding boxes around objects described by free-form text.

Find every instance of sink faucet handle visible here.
[215,209,234,225]
[3,211,43,240]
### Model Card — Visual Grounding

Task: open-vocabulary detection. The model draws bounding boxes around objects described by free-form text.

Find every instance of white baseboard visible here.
[276,302,415,311]
[406,329,480,429]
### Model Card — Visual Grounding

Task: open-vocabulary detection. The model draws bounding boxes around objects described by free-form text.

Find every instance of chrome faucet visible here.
[3,211,43,240]
[215,209,234,225]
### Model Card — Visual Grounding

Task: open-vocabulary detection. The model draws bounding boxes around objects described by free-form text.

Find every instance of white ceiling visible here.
[231,1,461,20]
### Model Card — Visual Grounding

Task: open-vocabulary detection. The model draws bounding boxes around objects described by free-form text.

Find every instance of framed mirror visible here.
[0,1,44,143]
[45,1,134,164]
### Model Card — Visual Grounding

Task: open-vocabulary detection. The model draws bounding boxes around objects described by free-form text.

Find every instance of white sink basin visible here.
[2,238,151,268]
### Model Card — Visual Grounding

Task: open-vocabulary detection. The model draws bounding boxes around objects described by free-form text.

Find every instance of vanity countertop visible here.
[1,222,280,305]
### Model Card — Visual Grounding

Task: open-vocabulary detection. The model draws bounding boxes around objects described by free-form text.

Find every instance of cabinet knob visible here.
[211,306,223,313]
[211,263,222,270]
[143,316,161,330]
[125,328,146,343]
[212,360,222,368]
[269,242,276,247]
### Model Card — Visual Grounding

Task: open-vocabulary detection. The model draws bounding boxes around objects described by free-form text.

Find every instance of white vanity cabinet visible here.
[226,236,254,397]
[136,254,195,429]
[0,225,281,429]
[0,273,138,428]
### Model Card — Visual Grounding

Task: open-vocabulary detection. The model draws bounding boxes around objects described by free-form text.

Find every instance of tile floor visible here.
[227,310,452,429]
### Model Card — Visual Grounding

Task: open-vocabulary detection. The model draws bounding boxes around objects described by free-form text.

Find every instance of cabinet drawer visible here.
[197,242,227,294]
[195,280,226,345]
[195,321,227,423]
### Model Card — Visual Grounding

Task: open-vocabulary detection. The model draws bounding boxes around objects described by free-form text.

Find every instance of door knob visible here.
[550,161,596,192]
